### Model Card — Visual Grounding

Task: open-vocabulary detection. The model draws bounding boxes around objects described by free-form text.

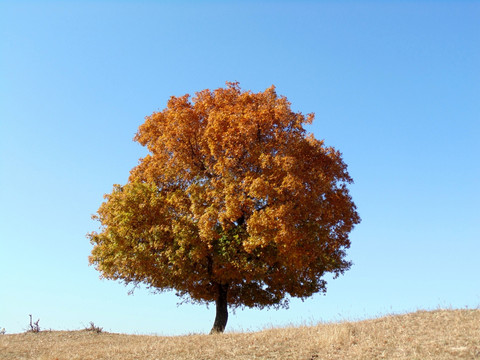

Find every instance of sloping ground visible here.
[1,309,479,360]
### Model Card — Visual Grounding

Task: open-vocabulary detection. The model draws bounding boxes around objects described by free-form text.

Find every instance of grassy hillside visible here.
[1,309,479,359]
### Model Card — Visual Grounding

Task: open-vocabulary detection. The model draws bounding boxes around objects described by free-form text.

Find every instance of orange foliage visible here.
[88,82,360,310]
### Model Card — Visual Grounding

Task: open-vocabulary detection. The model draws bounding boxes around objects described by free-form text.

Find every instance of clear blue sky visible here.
[1,1,479,335]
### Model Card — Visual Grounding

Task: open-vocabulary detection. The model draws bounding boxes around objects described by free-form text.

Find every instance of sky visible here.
[1,1,479,335]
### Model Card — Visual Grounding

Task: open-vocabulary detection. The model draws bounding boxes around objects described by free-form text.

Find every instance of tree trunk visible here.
[210,283,229,334]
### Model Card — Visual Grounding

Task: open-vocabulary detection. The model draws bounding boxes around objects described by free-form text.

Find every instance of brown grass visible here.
[1,309,479,360]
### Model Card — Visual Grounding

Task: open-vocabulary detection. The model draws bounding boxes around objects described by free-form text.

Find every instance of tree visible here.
[88,82,360,334]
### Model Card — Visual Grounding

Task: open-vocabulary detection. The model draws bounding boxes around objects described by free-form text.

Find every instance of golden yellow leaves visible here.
[89,82,360,308]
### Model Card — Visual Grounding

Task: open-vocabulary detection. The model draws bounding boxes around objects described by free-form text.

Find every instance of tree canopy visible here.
[88,82,360,333]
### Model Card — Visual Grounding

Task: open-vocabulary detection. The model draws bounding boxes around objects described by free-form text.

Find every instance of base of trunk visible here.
[210,283,229,334]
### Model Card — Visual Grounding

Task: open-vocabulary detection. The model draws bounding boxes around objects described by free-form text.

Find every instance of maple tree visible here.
[88,83,360,333]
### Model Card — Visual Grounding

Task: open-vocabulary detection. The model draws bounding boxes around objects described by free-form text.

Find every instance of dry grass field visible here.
[1,309,479,360]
